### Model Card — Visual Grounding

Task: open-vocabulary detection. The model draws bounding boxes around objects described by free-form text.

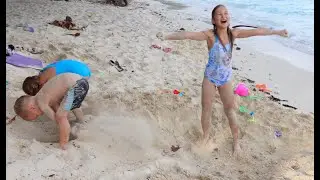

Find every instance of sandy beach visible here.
[6,0,314,179]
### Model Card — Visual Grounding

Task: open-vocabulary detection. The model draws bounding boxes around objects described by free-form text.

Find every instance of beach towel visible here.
[6,53,43,70]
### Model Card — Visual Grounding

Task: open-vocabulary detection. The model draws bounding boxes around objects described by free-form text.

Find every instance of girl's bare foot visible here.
[233,141,242,157]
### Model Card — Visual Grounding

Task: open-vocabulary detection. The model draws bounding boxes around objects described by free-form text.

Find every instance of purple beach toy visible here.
[275,130,282,137]
[23,26,34,32]
[6,53,43,69]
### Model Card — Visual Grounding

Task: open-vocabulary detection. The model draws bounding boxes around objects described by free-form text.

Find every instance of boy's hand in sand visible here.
[56,111,71,150]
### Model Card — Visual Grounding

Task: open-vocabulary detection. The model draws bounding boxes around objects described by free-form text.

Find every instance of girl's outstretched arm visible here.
[157,30,211,41]
[232,28,288,39]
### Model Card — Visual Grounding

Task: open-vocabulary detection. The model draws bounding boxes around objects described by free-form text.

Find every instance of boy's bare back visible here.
[36,73,82,108]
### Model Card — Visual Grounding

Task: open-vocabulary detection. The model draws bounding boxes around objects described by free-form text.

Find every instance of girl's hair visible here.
[211,4,234,51]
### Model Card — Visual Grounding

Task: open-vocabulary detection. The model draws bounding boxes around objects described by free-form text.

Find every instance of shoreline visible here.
[172,0,314,59]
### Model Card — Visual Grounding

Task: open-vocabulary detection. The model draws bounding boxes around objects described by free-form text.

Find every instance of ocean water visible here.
[175,0,314,69]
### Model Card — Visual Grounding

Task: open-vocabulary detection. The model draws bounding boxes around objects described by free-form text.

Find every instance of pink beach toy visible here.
[234,83,249,97]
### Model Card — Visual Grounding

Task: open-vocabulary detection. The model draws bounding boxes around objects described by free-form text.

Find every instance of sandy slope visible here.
[6,0,314,179]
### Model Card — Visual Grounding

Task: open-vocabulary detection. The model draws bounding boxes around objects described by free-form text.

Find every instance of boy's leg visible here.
[218,81,241,155]
[72,108,84,123]
[201,78,217,142]
[61,78,89,141]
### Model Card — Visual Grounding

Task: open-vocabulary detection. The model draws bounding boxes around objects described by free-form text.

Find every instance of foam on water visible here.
[175,0,314,71]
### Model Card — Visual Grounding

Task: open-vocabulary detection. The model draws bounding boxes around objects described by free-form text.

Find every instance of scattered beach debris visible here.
[65,32,80,37]
[158,89,170,94]
[171,145,180,152]
[109,60,126,72]
[282,104,297,110]
[232,66,238,70]
[239,106,250,113]
[246,78,255,83]
[49,16,87,30]
[281,127,289,133]
[236,47,241,50]
[23,26,34,32]
[151,44,161,49]
[8,44,44,55]
[179,28,185,31]
[248,115,256,123]
[268,95,288,102]
[238,76,255,83]
[26,47,44,54]
[291,164,300,170]
[6,44,15,56]
[264,91,271,95]
[150,44,172,53]
[112,0,129,7]
[6,115,16,125]
[275,130,282,138]
[15,23,34,32]
[234,83,249,97]
[256,83,272,92]
[163,47,172,53]
[173,89,180,94]
[239,106,256,122]
[172,89,185,96]
[48,174,55,177]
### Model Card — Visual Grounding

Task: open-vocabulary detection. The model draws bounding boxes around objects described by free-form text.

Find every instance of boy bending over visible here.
[14,73,89,150]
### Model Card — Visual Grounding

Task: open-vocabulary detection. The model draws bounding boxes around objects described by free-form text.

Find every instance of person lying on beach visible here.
[48,16,86,30]
[23,59,91,96]
[156,4,288,155]
[14,73,89,150]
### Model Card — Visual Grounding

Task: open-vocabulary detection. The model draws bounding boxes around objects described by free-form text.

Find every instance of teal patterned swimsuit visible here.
[204,35,233,86]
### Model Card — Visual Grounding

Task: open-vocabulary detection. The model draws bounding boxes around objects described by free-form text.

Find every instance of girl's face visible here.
[212,6,230,29]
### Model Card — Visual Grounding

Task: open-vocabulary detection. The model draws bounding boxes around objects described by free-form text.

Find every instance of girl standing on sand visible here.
[157,4,288,155]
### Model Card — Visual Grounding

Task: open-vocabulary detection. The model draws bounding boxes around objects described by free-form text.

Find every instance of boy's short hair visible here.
[14,95,29,118]
[22,76,41,96]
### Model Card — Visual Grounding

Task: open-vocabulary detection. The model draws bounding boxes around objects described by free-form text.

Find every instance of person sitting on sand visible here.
[23,59,91,96]
[14,73,89,150]
[48,16,87,31]
[156,4,288,155]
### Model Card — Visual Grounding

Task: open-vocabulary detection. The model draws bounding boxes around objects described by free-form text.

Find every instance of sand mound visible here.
[6,0,314,179]
[7,89,314,179]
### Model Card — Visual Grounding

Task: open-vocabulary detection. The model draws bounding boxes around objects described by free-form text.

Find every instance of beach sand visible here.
[6,0,314,179]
